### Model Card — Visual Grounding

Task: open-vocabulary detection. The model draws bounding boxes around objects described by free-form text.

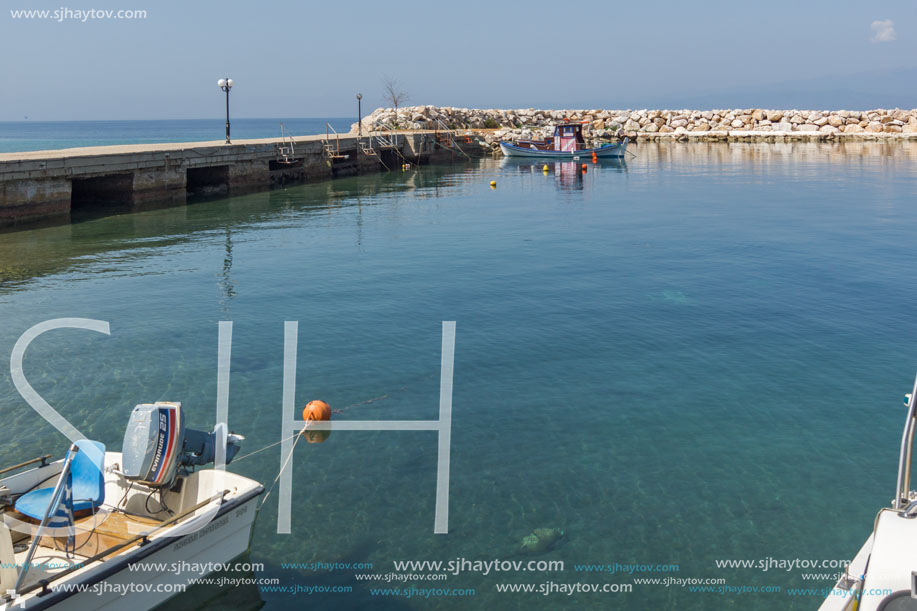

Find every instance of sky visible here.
[0,0,915,120]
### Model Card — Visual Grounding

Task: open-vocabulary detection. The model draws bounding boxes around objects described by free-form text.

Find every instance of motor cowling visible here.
[121,402,241,488]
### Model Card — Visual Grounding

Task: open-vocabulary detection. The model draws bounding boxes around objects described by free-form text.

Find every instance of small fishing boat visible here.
[499,123,627,159]
[0,402,263,610]
[819,376,917,611]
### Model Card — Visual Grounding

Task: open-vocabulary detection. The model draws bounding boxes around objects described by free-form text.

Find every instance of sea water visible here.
[0,141,915,609]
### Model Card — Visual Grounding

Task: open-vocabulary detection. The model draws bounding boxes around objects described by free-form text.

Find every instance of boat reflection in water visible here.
[500,157,627,191]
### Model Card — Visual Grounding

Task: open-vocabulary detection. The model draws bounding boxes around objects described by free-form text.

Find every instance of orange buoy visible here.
[302,400,331,422]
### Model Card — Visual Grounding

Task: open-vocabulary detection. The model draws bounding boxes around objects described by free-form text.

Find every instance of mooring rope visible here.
[231,389,402,465]
[258,423,307,510]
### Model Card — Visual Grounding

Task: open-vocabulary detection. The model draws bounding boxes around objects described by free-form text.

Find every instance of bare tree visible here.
[382,76,410,123]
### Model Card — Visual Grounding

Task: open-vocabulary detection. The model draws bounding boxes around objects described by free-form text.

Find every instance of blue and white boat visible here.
[0,402,263,610]
[499,123,627,159]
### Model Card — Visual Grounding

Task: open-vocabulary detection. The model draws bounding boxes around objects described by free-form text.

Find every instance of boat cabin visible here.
[552,124,586,152]
[516,123,587,152]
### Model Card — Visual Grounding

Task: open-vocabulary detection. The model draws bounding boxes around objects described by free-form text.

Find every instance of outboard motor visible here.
[121,402,242,488]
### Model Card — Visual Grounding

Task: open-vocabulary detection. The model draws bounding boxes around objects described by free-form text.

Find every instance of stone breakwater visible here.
[354,106,917,144]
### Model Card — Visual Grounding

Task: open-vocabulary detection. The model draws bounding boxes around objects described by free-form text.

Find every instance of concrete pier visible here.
[0,131,482,225]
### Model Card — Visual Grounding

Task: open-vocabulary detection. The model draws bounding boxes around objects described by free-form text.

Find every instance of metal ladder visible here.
[277,123,296,162]
[323,123,348,159]
[432,118,472,160]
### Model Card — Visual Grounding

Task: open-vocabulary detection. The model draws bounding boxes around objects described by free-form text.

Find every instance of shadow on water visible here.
[152,553,265,611]
[0,162,477,296]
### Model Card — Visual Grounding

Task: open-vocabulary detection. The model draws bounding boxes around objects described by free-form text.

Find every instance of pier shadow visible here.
[0,161,478,297]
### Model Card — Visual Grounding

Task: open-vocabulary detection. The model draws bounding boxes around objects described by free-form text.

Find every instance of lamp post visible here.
[217,78,234,144]
[356,93,363,140]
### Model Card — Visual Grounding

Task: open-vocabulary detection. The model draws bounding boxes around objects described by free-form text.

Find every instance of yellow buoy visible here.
[542,165,549,172]
[490,180,497,188]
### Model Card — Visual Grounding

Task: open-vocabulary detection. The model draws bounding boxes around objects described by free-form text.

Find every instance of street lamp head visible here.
[226,78,234,88]
[356,93,363,100]
[217,78,227,88]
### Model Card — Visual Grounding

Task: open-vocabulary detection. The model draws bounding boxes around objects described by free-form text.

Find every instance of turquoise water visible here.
[1,142,916,609]
[0,118,354,153]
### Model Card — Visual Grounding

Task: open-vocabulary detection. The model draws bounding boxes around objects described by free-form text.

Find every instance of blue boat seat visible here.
[15,440,106,521]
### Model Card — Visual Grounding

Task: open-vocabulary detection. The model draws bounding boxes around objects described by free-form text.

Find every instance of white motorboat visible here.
[0,402,263,610]
[819,376,917,611]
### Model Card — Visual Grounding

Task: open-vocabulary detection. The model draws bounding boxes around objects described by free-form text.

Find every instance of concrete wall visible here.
[0,132,485,225]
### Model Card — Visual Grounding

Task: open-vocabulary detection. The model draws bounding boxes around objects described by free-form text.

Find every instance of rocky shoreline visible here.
[354,106,917,146]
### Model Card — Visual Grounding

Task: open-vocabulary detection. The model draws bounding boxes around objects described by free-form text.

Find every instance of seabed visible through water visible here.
[1,141,915,609]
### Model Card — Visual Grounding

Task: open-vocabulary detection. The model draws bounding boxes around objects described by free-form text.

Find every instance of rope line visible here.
[259,424,307,510]
[232,390,400,464]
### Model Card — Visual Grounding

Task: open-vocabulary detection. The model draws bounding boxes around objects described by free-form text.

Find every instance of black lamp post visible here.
[356,93,363,140]
[217,78,234,144]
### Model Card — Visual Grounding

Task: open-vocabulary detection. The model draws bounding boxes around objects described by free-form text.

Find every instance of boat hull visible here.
[3,454,264,611]
[13,489,262,611]
[499,139,627,159]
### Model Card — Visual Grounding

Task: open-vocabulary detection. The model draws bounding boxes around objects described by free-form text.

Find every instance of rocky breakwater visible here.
[353,106,917,146]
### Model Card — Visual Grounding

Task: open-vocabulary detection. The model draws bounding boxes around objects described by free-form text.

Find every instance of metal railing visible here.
[432,118,472,160]
[277,122,296,162]
[896,374,917,509]
[6,489,231,600]
[13,445,77,592]
[372,124,414,166]
[324,122,343,157]
[373,123,400,150]
[0,455,51,477]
